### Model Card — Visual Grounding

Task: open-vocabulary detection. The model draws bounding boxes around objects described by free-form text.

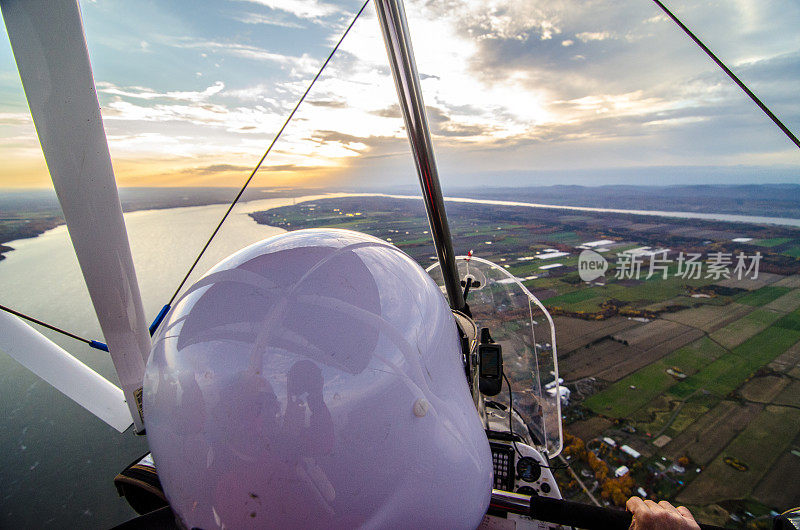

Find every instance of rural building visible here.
[621,445,641,459]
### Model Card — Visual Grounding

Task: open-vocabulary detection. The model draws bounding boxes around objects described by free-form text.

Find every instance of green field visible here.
[671,312,800,399]
[709,308,782,349]
[782,246,800,258]
[540,272,722,313]
[543,288,599,306]
[588,311,800,417]
[736,286,792,306]
[752,237,794,247]
[584,337,726,417]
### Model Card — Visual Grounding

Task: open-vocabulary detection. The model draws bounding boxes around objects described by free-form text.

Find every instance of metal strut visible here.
[374,0,466,312]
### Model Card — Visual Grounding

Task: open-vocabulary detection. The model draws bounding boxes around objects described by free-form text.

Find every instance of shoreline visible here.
[4,190,800,262]
[0,192,346,261]
[252,192,800,229]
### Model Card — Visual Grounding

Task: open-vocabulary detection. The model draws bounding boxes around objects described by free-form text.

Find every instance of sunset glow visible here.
[1,0,799,188]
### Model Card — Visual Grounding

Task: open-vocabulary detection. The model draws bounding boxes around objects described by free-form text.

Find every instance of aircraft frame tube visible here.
[0,311,132,433]
[374,0,466,311]
[2,0,150,431]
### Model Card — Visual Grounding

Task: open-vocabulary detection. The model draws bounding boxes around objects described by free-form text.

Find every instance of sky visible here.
[0,0,799,189]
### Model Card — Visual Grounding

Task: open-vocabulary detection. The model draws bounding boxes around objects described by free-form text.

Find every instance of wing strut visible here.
[2,0,150,431]
[374,0,466,312]
[0,311,132,433]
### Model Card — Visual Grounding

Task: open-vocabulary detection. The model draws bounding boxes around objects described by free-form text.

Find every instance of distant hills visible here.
[444,184,800,220]
[1,183,798,261]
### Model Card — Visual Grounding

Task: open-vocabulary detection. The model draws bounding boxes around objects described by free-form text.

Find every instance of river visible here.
[1,190,798,528]
[0,193,341,528]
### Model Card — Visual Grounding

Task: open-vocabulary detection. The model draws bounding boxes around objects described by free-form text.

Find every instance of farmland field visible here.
[709,308,782,349]
[763,288,800,312]
[751,237,793,247]
[752,432,800,509]
[736,285,791,306]
[677,405,800,504]
[257,195,800,527]
[663,303,752,332]
[662,401,762,465]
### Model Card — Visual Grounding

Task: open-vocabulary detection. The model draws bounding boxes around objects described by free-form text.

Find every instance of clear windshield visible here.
[427,256,562,457]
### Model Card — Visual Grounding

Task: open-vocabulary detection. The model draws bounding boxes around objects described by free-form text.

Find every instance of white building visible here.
[546,386,570,406]
[615,465,630,477]
[544,378,564,391]
[581,239,615,248]
[536,251,569,260]
[621,445,641,459]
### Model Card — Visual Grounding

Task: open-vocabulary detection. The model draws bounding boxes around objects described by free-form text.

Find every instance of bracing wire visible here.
[653,0,800,150]
[0,303,107,351]
[164,0,371,310]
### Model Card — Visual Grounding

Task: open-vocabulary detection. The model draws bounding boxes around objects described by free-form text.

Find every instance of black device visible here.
[489,442,516,491]
[516,456,541,483]
[479,327,503,396]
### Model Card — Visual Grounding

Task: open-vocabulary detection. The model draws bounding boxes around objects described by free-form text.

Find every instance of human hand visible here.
[626,497,699,530]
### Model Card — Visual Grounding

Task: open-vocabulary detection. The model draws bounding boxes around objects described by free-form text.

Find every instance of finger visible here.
[626,496,647,513]
[644,499,661,511]
[658,500,681,516]
[677,505,698,523]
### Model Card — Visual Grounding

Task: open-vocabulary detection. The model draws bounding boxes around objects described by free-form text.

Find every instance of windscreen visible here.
[428,256,562,457]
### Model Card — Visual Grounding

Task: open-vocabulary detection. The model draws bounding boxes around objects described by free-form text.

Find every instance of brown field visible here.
[739,375,790,403]
[678,228,744,240]
[774,380,800,408]
[663,400,761,465]
[752,432,800,510]
[643,297,687,312]
[716,272,783,291]
[764,288,800,313]
[561,339,636,381]
[773,275,800,288]
[663,303,752,332]
[595,328,704,382]
[614,319,690,346]
[554,316,641,354]
[625,222,665,232]
[565,416,613,441]
[561,319,703,382]
[677,405,800,505]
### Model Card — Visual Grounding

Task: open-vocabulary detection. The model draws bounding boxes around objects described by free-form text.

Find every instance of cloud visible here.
[575,31,615,42]
[235,0,342,21]
[97,81,225,102]
[8,0,794,189]
[258,163,327,172]
[0,113,32,125]
[230,12,305,28]
[164,38,318,74]
[308,98,347,108]
[193,164,253,175]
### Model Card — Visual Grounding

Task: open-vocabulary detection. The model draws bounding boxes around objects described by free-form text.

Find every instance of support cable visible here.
[652,0,800,150]
[0,303,108,351]
[163,0,371,314]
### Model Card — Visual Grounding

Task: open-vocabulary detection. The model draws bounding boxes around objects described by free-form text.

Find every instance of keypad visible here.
[490,443,516,491]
